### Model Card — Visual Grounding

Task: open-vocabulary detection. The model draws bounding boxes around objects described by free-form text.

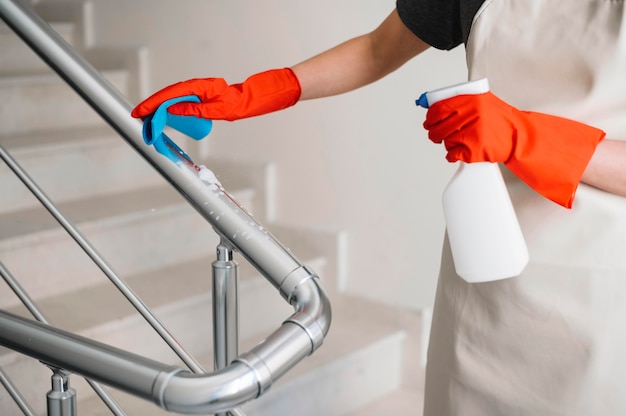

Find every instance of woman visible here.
[132,1,626,414]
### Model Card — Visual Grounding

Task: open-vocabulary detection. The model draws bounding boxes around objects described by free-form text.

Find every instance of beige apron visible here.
[424,1,626,415]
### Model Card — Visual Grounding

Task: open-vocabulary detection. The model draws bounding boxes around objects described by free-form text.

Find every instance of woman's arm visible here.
[582,139,626,197]
[132,9,428,121]
[292,9,430,100]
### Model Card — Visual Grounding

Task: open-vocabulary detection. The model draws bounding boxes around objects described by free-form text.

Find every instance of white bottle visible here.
[419,78,528,282]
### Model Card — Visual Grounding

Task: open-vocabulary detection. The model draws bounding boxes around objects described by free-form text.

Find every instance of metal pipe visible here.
[47,369,77,416]
[0,260,127,416]
[212,242,239,371]
[213,242,240,416]
[0,311,174,401]
[149,275,331,414]
[0,269,330,414]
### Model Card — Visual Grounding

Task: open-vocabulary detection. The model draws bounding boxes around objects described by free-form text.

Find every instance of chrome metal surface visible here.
[0,273,330,413]
[46,370,77,416]
[1,260,128,416]
[213,242,240,371]
[213,242,241,416]
[0,310,179,401]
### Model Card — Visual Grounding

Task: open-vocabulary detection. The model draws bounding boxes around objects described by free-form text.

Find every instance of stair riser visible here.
[0,136,165,214]
[245,333,406,416]
[0,204,231,309]
[0,71,127,136]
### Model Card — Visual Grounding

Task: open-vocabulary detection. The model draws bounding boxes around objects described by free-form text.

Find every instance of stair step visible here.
[347,388,424,416]
[0,184,256,309]
[0,126,166,214]
[0,69,128,135]
[0,21,76,75]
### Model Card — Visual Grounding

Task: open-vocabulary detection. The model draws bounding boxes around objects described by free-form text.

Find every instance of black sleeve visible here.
[396,0,484,50]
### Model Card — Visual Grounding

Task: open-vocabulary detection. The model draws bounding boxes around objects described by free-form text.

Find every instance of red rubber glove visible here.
[131,68,301,121]
[423,91,605,208]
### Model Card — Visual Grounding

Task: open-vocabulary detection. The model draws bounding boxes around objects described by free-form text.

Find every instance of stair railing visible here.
[0,0,331,414]
[0,259,127,416]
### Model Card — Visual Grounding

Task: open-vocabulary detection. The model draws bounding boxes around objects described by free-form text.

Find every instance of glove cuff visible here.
[505,112,605,208]
[228,68,302,120]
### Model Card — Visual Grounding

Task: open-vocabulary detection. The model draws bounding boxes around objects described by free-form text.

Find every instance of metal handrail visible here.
[0,260,126,416]
[0,0,331,414]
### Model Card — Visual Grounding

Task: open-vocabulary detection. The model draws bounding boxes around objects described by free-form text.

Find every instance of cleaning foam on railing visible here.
[417,79,529,283]
[197,165,222,190]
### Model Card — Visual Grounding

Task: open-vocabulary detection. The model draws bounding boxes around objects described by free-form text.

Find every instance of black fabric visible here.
[396,0,485,50]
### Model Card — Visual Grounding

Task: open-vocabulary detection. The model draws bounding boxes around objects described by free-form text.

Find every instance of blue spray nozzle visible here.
[141,95,213,164]
[416,92,430,109]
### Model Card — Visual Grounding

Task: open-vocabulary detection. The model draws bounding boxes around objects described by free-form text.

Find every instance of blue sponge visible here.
[141,95,213,164]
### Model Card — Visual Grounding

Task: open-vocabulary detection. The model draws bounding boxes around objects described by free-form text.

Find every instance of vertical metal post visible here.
[212,240,240,416]
[46,369,76,416]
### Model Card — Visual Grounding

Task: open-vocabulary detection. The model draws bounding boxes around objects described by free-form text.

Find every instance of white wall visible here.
[90,0,467,309]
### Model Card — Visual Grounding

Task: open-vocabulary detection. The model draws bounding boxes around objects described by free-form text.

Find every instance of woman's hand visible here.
[131,68,301,121]
[423,91,606,208]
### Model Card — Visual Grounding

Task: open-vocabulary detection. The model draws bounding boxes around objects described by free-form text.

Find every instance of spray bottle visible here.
[417,78,528,282]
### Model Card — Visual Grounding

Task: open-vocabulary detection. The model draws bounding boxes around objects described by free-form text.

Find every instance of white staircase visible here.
[0,2,425,415]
